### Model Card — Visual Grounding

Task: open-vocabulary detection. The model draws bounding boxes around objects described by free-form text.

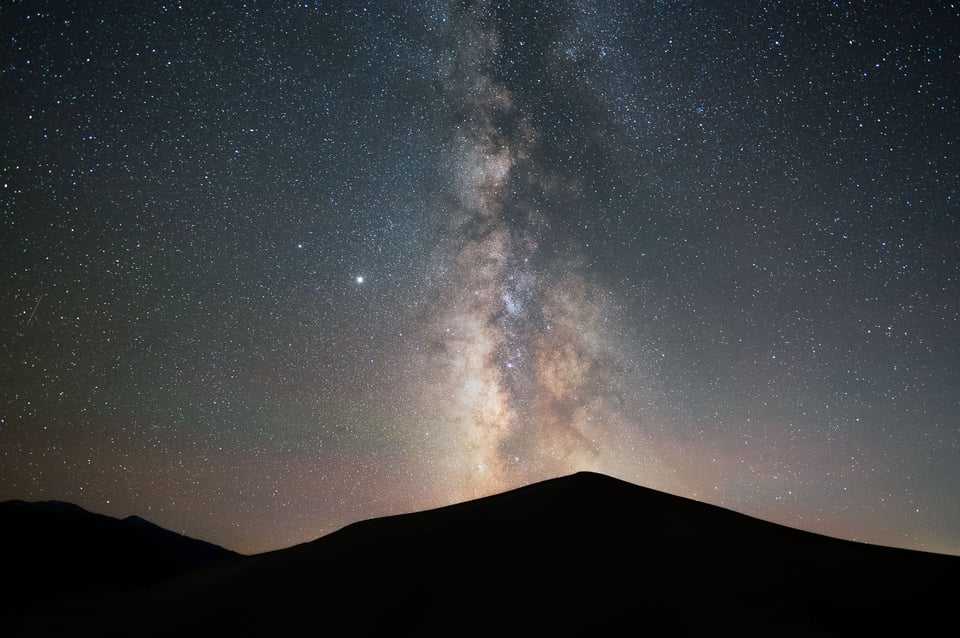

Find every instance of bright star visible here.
[356,276,364,284]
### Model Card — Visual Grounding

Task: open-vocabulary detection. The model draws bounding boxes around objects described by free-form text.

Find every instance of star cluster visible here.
[1,1,958,555]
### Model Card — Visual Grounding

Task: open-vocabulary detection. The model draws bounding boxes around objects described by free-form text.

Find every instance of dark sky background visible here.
[2,1,958,556]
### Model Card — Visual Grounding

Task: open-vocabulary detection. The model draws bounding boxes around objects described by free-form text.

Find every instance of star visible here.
[0,1,956,558]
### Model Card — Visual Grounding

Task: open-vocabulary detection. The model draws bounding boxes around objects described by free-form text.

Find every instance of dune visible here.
[5,472,955,636]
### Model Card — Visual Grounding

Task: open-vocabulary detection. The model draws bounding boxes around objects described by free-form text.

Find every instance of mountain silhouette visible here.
[6,472,957,636]
[0,498,239,636]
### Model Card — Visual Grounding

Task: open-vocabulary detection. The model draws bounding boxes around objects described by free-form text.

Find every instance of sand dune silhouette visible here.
[5,471,955,636]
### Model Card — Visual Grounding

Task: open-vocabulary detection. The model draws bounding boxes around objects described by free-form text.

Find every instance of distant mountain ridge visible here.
[0,498,239,635]
[5,472,957,636]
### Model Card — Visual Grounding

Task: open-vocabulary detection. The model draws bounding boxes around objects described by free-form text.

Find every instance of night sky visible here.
[2,1,958,556]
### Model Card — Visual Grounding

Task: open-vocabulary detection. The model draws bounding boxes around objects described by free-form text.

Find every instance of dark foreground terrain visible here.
[0,498,238,636]
[4,471,957,636]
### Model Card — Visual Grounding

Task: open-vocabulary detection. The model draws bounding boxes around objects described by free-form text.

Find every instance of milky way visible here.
[1,1,958,555]
[410,4,650,500]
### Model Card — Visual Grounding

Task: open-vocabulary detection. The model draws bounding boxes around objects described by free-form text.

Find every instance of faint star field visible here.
[1,1,958,556]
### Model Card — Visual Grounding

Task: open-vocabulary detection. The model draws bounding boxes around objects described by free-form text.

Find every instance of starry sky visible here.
[2,1,958,556]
